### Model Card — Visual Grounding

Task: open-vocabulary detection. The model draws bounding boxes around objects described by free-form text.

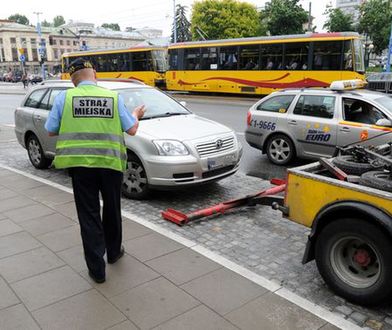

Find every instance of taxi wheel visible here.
[266,134,295,165]
[315,218,392,306]
[122,154,150,200]
[26,134,51,169]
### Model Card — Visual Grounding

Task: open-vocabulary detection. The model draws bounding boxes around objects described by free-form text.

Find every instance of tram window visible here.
[200,47,217,70]
[219,46,239,70]
[184,48,201,70]
[260,44,283,70]
[116,53,130,71]
[343,41,353,71]
[312,41,342,70]
[284,42,309,70]
[239,45,259,70]
[169,49,179,70]
[133,51,153,71]
[95,55,110,72]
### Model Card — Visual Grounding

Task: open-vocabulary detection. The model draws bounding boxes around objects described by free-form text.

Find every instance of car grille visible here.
[196,136,235,157]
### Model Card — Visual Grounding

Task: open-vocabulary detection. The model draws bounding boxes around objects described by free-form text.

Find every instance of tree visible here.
[171,4,192,42]
[262,0,308,35]
[323,6,354,32]
[53,15,65,27]
[191,0,262,40]
[8,14,29,25]
[359,0,392,54]
[101,23,121,31]
[41,20,52,27]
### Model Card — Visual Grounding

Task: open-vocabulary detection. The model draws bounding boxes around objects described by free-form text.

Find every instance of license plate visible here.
[207,153,236,170]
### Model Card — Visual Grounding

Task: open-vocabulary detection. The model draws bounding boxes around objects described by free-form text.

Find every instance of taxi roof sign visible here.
[330,79,367,91]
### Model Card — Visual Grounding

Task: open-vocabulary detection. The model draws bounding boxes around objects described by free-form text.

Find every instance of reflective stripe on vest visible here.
[57,132,124,144]
[56,147,127,161]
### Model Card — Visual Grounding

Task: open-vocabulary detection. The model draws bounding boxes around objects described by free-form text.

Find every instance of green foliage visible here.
[101,23,121,31]
[359,0,392,55]
[191,0,262,40]
[323,6,354,32]
[262,0,308,35]
[8,14,29,25]
[53,15,65,27]
[172,4,192,43]
[41,20,52,27]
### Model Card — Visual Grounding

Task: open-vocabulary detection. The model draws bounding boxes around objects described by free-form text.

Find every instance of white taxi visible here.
[245,80,392,165]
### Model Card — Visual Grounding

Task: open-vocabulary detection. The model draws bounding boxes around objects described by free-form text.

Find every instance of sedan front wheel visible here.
[122,154,150,200]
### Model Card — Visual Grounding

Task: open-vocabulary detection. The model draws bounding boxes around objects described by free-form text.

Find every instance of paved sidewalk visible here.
[0,167,344,330]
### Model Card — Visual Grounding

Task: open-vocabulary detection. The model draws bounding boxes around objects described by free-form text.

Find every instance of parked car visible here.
[15,80,242,199]
[28,74,43,84]
[245,80,392,165]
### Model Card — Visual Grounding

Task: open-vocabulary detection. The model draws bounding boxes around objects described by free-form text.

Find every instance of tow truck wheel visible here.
[315,218,392,306]
[359,171,392,192]
[266,134,295,165]
[122,154,150,200]
[332,155,383,175]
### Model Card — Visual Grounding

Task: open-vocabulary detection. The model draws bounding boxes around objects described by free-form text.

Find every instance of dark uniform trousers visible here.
[70,167,123,278]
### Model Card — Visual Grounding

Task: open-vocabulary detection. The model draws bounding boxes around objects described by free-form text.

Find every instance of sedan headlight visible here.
[153,140,189,156]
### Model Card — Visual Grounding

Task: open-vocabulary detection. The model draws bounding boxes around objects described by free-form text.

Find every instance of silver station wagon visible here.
[245,80,392,165]
[15,80,242,199]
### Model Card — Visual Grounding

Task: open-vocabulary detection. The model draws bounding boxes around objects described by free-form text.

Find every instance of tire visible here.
[266,134,295,165]
[26,134,51,169]
[122,154,150,200]
[315,218,392,306]
[359,171,392,192]
[332,155,382,175]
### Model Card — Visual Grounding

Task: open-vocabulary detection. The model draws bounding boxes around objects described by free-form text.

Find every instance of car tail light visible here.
[247,111,251,126]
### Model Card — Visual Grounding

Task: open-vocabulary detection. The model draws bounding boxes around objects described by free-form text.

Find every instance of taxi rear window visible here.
[294,95,335,119]
[256,95,295,113]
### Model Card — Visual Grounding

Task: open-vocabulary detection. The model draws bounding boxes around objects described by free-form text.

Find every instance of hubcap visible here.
[330,236,381,289]
[123,161,147,194]
[269,138,291,162]
[28,138,42,165]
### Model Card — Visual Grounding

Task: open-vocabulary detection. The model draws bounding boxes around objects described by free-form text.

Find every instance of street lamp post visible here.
[33,11,46,80]
[173,0,177,43]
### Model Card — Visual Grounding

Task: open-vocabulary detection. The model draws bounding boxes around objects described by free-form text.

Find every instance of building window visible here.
[59,40,64,46]
[73,40,78,46]
[53,39,57,45]
[53,49,59,60]
[66,40,70,46]
[32,48,39,61]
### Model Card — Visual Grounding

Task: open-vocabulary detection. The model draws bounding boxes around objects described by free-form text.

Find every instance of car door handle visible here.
[288,120,297,125]
[34,115,42,121]
[339,126,350,132]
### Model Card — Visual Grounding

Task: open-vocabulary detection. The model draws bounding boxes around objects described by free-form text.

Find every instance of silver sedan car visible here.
[245,83,392,165]
[15,80,242,199]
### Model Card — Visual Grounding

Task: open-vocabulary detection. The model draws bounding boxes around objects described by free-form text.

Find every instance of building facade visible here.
[0,20,151,76]
[336,0,366,21]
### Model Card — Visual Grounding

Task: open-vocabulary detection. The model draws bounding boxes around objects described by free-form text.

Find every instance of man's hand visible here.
[133,105,146,120]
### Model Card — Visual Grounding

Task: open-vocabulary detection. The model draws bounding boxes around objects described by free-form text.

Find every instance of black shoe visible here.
[108,246,125,264]
[88,270,105,284]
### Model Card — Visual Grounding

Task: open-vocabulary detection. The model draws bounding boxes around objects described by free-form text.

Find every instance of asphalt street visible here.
[1,89,391,329]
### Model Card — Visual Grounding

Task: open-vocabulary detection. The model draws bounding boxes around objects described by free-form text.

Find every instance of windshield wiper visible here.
[146,112,188,119]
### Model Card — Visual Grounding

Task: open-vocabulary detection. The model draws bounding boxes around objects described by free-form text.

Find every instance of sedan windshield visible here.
[118,88,190,119]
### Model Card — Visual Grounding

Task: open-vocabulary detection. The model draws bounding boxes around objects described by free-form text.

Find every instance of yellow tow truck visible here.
[278,147,392,306]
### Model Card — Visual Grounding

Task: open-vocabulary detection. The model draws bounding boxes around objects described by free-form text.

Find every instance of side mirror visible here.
[375,118,392,127]
[179,101,187,107]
